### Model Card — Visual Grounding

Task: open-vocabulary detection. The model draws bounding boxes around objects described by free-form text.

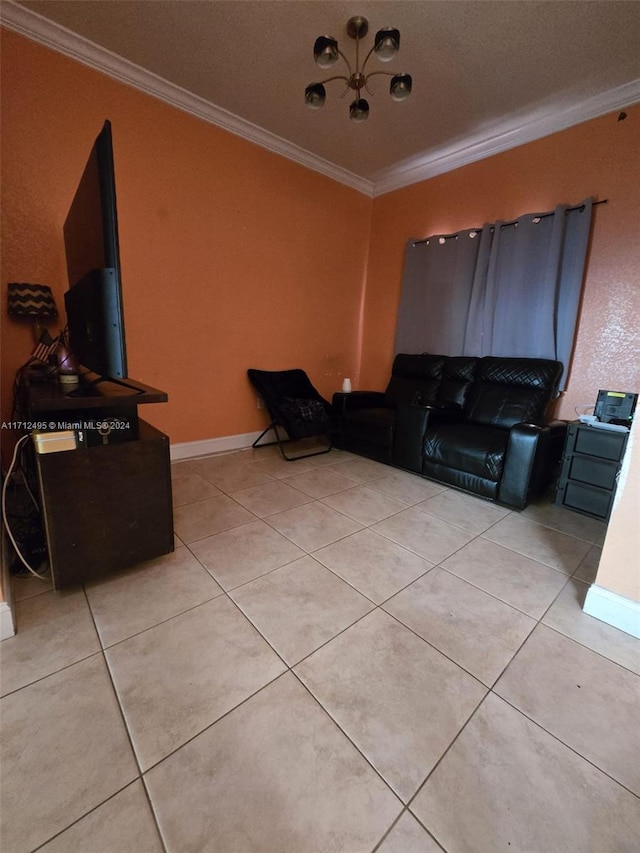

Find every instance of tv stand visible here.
[24,376,173,588]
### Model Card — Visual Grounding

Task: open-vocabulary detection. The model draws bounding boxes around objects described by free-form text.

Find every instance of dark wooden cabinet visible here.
[554,422,629,521]
[25,376,174,588]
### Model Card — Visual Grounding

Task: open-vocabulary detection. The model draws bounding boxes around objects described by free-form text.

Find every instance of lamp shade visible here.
[349,98,370,122]
[374,28,400,61]
[7,283,58,319]
[305,83,327,109]
[390,74,412,101]
[313,35,339,68]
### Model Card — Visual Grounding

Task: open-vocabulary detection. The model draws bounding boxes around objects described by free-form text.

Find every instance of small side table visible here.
[554,422,629,521]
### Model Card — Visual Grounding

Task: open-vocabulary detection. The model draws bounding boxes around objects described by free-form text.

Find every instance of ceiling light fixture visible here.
[304,16,412,122]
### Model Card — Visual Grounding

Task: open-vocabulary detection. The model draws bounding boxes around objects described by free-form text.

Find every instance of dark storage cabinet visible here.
[35,421,173,587]
[554,422,629,520]
[25,376,174,588]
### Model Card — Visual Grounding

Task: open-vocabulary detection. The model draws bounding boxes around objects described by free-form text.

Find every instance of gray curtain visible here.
[463,200,593,386]
[394,228,482,356]
[395,200,593,387]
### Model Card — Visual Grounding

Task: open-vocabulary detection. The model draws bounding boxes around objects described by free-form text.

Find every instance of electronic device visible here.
[594,390,637,426]
[588,420,629,433]
[63,120,128,382]
[32,430,78,454]
[32,412,138,453]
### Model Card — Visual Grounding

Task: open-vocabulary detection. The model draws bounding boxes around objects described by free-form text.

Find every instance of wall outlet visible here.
[257,396,264,409]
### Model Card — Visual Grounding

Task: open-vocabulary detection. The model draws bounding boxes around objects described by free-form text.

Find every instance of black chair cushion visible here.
[424,423,509,482]
[280,397,330,437]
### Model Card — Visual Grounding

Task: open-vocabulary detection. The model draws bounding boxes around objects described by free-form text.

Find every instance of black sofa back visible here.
[438,356,479,407]
[384,354,444,407]
[463,357,562,429]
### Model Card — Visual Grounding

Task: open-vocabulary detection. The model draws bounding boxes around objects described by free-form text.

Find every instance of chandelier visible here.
[304,16,412,122]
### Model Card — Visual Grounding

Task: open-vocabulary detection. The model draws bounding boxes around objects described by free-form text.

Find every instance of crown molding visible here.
[0,2,374,197]
[3,2,639,200]
[373,78,640,197]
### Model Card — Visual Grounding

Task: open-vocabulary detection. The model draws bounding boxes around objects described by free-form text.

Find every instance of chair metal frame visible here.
[251,422,332,461]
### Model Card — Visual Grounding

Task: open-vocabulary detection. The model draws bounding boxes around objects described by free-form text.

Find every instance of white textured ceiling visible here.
[5,0,640,194]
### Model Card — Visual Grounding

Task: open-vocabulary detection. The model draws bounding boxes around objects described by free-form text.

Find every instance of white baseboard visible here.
[170,429,279,461]
[0,600,16,641]
[583,584,640,639]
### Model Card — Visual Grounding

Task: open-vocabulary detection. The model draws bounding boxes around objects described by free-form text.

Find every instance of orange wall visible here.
[1,29,371,460]
[3,27,639,464]
[362,107,640,418]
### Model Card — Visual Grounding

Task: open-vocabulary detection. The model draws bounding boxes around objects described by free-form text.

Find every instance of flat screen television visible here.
[63,120,128,381]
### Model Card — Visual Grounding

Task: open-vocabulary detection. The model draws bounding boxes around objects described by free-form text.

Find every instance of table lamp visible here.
[7,282,58,343]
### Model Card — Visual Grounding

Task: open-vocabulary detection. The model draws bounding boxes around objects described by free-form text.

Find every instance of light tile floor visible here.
[1,444,639,853]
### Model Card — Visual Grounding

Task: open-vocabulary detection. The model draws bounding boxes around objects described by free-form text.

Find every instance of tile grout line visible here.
[82,584,169,853]
[88,585,227,653]
[27,780,160,853]
[490,691,640,801]
[290,667,408,808]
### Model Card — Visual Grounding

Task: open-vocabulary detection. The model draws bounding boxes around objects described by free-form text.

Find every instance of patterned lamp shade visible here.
[7,282,58,319]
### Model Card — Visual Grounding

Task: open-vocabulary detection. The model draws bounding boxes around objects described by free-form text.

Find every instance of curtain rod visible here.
[412,199,607,246]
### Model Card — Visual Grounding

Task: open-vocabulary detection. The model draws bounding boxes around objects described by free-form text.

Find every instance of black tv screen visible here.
[63,120,127,379]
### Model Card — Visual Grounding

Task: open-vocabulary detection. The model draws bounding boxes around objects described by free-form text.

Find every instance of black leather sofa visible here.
[333,353,566,509]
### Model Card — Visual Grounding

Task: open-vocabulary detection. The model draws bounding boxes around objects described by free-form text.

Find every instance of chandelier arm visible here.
[315,74,351,87]
[363,70,396,96]
[363,70,393,94]
[360,45,378,75]
[363,70,395,81]
[336,48,353,78]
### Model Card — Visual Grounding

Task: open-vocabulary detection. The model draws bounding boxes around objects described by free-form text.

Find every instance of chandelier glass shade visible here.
[304,16,412,122]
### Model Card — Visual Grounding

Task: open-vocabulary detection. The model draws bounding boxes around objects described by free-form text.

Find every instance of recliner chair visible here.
[420,358,565,507]
[338,354,446,461]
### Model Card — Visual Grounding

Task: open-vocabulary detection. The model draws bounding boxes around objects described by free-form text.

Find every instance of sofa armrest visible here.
[391,402,463,472]
[498,420,568,509]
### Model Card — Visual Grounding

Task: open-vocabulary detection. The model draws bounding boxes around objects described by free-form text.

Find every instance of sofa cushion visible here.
[463,384,547,430]
[423,423,509,482]
[462,357,561,429]
[344,408,397,447]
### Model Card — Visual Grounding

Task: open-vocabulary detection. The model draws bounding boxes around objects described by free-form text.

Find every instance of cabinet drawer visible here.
[568,454,619,490]
[563,481,613,520]
[574,428,626,461]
